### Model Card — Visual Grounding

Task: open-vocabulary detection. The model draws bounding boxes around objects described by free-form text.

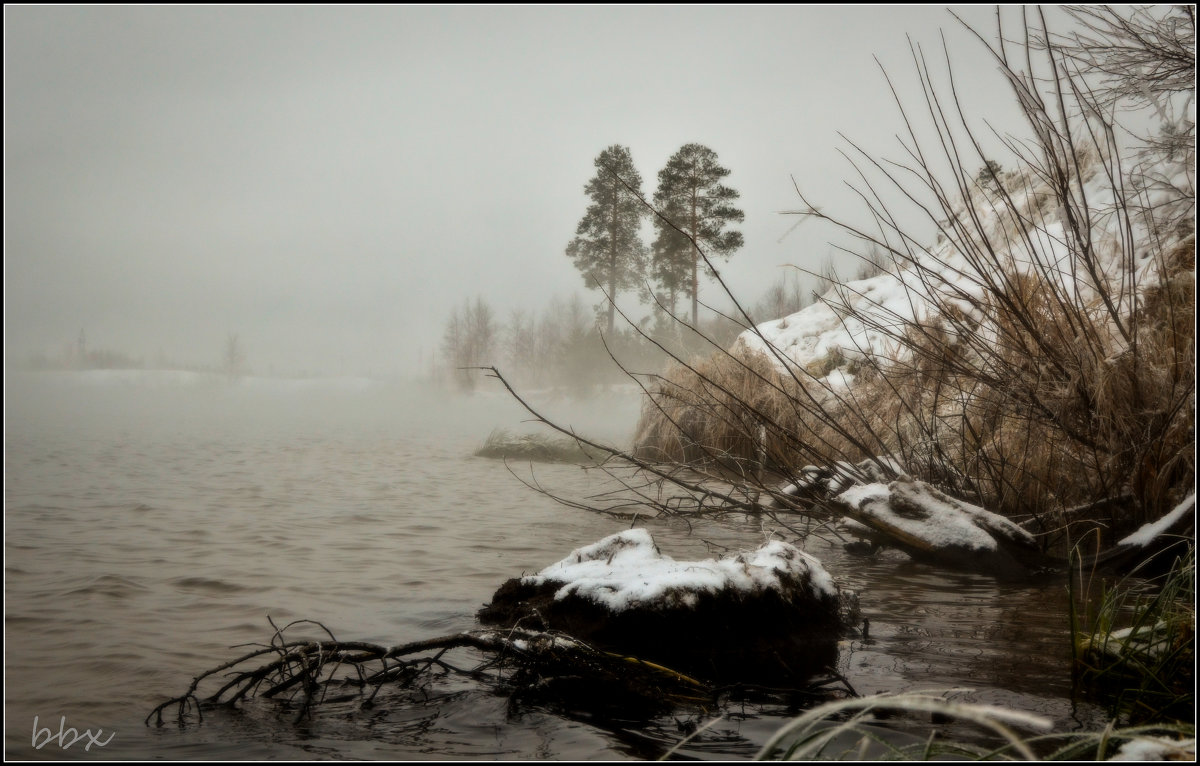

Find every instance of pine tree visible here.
[976,159,1004,192]
[651,144,744,326]
[649,226,691,316]
[566,145,648,335]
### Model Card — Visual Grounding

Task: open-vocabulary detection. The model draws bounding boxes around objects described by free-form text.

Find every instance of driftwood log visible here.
[832,478,1045,578]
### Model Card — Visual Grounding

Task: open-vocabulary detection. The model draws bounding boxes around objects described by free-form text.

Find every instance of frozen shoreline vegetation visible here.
[633,126,1193,531]
[628,9,1195,552]
[492,5,1194,747]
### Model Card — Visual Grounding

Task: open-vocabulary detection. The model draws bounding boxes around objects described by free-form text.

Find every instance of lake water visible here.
[4,370,1108,759]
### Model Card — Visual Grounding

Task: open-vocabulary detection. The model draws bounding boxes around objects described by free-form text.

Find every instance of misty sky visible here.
[5,5,1041,378]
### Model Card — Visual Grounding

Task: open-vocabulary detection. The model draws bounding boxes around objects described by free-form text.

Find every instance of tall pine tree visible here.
[651,144,744,326]
[649,225,691,317]
[566,145,647,335]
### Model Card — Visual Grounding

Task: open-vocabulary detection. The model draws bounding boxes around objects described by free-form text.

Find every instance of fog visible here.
[4,367,646,457]
[5,5,1033,379]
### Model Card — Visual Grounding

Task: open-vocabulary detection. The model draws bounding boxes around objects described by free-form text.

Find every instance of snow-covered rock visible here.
[478,529,847,684]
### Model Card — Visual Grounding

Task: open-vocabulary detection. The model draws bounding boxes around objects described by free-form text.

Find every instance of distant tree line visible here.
[437,294,655,393]
[437,272,836,395]
[21,329,145,371]
[22,328,250,377]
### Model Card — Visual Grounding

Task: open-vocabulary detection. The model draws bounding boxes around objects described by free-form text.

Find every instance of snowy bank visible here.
[735,148,1192,383]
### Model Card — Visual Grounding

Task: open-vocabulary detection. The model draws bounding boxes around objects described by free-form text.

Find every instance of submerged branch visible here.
[147,617,856,729]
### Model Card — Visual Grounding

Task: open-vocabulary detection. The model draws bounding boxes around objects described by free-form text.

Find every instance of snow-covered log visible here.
[833,478,1045,578]
[1088,493,1196,575]
[766,456,907,506]
[833,480,1193,578]
[478,529,848,684]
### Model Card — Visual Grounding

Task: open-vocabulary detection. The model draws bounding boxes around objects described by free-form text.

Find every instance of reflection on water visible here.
[4,371,1104,759]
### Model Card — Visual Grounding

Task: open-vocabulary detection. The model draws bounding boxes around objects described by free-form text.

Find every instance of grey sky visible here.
[5,5,1035,378]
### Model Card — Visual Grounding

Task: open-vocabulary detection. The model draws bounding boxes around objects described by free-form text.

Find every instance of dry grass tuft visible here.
[631,349,861,478]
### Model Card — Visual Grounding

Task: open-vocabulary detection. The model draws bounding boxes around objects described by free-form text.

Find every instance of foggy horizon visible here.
[6,5,1029,379]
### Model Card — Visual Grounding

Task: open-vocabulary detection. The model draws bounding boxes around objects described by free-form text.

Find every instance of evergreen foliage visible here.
[651,144,744,325]
[565,145,648,335]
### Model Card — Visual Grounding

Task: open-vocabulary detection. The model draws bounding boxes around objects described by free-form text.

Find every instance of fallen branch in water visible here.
[146,618,508,727]
[147,617,854,729]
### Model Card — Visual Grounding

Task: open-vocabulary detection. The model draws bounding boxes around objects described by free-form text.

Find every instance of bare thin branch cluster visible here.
[1054,5,1196,114]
